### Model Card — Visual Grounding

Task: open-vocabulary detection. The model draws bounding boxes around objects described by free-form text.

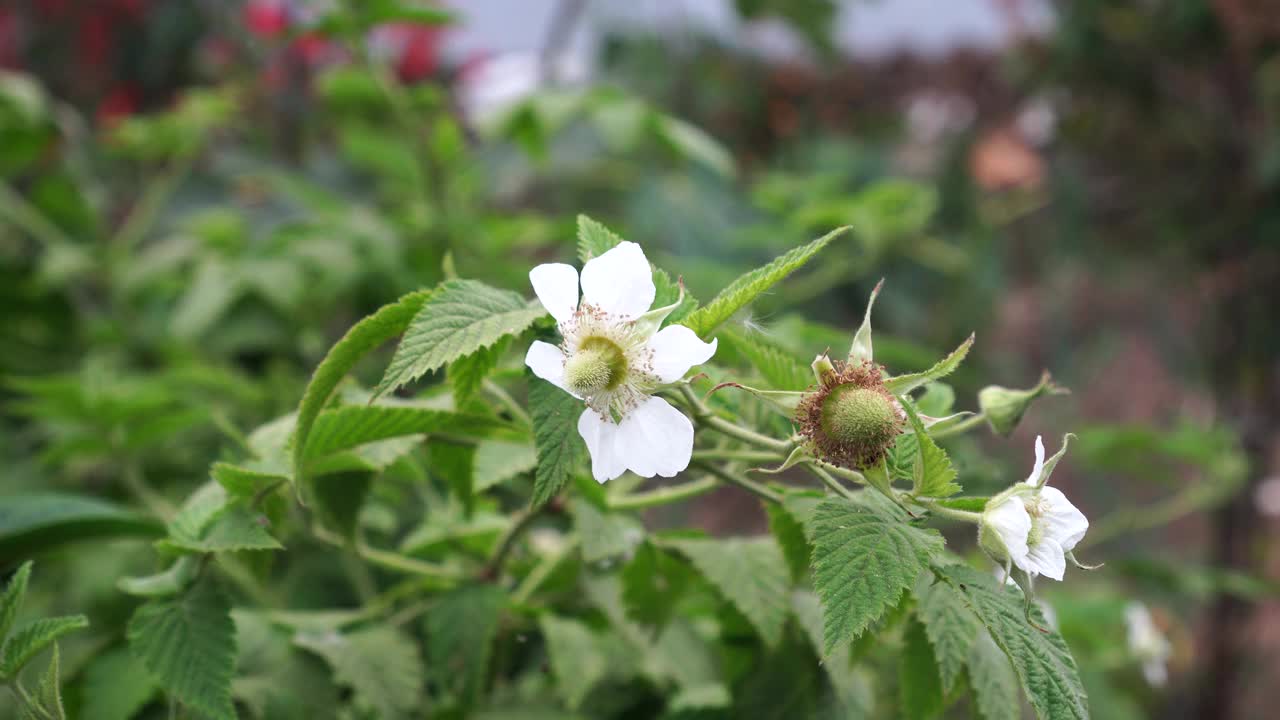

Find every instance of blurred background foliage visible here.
[0,0,1277,718]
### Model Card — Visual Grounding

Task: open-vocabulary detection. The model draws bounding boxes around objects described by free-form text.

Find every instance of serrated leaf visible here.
[127,579,236,720]
[295,626,423,720]
[916,575,982,694]
[571,500,644,564]
[375,279,544,400]
[576,214,623,262]
[302,405,519,464]
[294,290,432,484]
[884,334,974,396]
[232,610,340,720]
[426,584,506,706]
[620,541,692,631]
[0,495,163,566]
[666,537,791,646]
[899,397,960,498]
[450,343,503,406]
[311,471,372,539]
[915,382,955,417]
[721,326,812,391]
[475,440,537,492]
[539,615,609,709]
[33,643,65,720]
[901,617,945,720]
[766,502,811,582]
[162,504,281,554]
[211,462,287,498]
[652,265,698,325]
[682,227,849,338]
[935,565,1088,720]
[1,615,89,678]
[431,439,477,514]
[968,630,1021,720]
[810,496,944,653]
[0,561,32,643]
[79,648,160,720]
[529,380,586,506]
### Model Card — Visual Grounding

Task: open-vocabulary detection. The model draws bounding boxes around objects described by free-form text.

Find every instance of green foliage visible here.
[0,494,162,566]
[900,618,945,720]
[577,214,625,262]
[450,344,503,406]
[810,496,943,653]
[0,561,31,643]
[78,647,159,720]
[721,326,812,391]
[539,615,610,709]
[666,536,791,647]
[2,616,89,679]
[916,575,983,694]
[127,578,237,720]
[884,334,975,396]
[899,398,960,498]
[968,632,1021,720]
[529,380,586,506]
[681,226,848,337]
[620,541,693,631]
[571,500,644,564]
[375,279,544,400]
[295,626,424,720]
[935,566,1089,720]
[426,584,506,707]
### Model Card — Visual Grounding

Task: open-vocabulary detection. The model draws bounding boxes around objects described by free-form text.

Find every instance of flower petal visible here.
[616,396,694,478]
[579,241,655,320]
[525,341,578,398]
[984,496,1031,566]
[1022,435,1046,486]
[1038,486,1089,551]
[646,325,718,383]
[1021,537,1066,581]
[529,262,579,324]
[577,409,627,483]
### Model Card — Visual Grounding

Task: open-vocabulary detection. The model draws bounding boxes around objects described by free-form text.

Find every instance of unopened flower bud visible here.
[978,371,1066,436]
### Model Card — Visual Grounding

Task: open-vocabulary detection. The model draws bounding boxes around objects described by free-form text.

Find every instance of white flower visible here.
[1125,602,1172,687]
[524,241,717,483]
[981,436,1089,581]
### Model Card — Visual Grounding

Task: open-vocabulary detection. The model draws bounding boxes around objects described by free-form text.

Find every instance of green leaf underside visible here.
[721,326,812,392]
[426,584,506,705]
[296,626,424,720]
[899,398,960,498]
[294,289,432,483]
[935,565,1089,720]
[900,618,945,720]
[620,541,693,631]
[374,279,544,400]
[682,226,848,338]
[1,615,89,678]
[666,537,791,647]
[916,576,983,694]
[529,380,586,506]
[474,440,537,491]
[571,500,644,564]
[810,496,943,653]
[0,494,162,565]
[302,405,521,463]
[127,579,237,720]
[968,630,1022,720]
[884,334,974,396]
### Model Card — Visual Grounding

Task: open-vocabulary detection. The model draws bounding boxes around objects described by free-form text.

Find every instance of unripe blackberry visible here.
[797,356,903,469]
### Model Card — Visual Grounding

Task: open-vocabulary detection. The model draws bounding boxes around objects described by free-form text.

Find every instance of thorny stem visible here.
[691,460,782,504]
[608,476,720,510]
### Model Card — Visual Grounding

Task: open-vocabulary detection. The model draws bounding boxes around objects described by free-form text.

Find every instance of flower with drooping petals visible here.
[525,241,716,483]
[980,435,1089,581]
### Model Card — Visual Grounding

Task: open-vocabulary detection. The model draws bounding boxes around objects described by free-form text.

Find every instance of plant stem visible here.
[608,476,719,510]
[675,385,792,452]
[313,525,462,581]
[807,464,858,499]
[929,413,987,439]
[691,449,784,464]
[915,497,983,524]
[483,506,543,580]
[483,378,531,426]
[691,460,782,504]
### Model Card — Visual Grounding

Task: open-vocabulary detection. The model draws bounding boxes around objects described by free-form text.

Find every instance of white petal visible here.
[1038,486,1089,551]
[1142,661,1168,687]
[577,409,627,483]
[1021,537,1066,581]
[525,341,578,398]
[579,241,655,320]
[984,496,1031,566]
[615,396,694,478]
[529,263,579,324]
[646,326,718,383]
[1022,435,1046,486]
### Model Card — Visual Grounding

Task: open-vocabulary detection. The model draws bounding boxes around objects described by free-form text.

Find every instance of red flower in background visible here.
[97,83,140,127]
[371,23,442,83]
[0,10,18,69]
[245,0,290,40]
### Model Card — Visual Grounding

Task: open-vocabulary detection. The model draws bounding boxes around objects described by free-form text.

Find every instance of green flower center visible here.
[819,385,900,449]
[563,337,627,396]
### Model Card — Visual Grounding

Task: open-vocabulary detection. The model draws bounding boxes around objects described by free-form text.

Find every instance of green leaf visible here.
[127,578,237,720]
[431,439,477,514]
[0,494,162,566]
[302,405,519,463]
[721,326,812,391]
[576,214,623,262]
[294,290,433,483]
[311,471,372,539]
[666,537,791,646]
[915,382,956,417]
[529,380,586,506]
[916,575,982,694]
[118,556,200,598]
[211,462,287,498]
[810,496,943,653]
[475,440,537,492]
[899,397,960,498]
[374,279,544,400]
[426,584,506,706]
[620,541,692,631]
[884,334,975,396]
[295,626,423,720]
[682,226,849,338]
[161,503,282,554]
[900,618,945,720]
[848,279,883,364]
[449,343,502,406]
[934,565,1088,720]
[33,643,66,720]
[571,500,644,564]
[539,616,608,709]
[791,591,876,717]
[968,630,1021,720]
[79,648,160,720]
[0,561,32,643]
[766,502,812,583]
[0,615,88,678]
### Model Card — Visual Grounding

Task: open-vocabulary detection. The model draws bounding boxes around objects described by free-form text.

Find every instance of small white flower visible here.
[1125,602,1171,687]
[982,436,1089,581]
[525,241,717,483]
